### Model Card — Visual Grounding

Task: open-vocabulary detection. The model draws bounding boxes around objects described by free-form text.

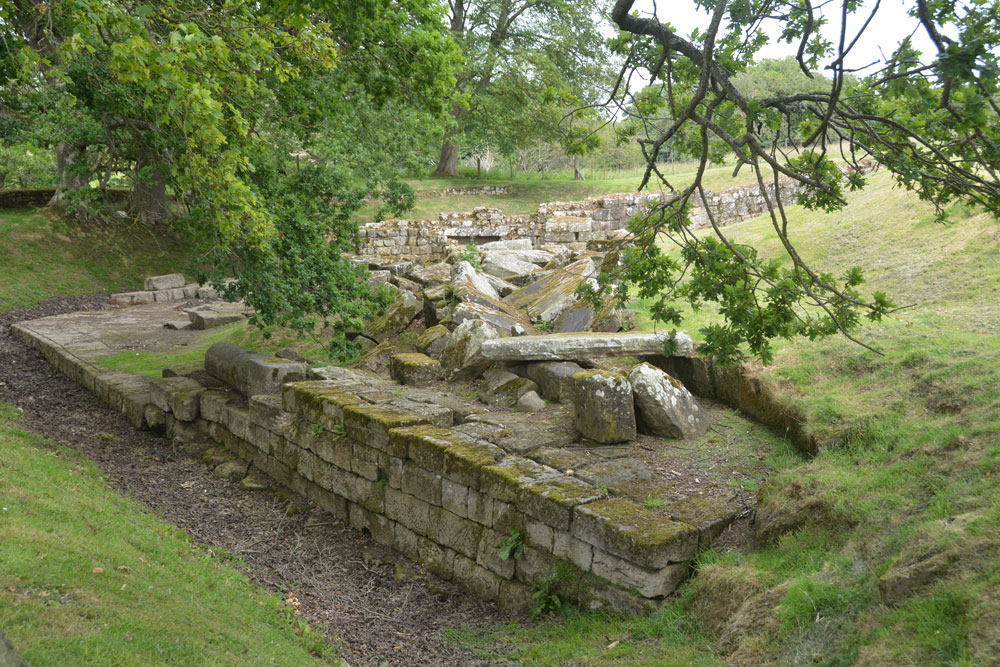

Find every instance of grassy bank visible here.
[459,173,1000,662]
[0,403,337,665]
[0,208,190,312]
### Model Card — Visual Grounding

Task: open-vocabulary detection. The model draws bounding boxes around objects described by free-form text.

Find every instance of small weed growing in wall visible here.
[331,420,348,440]
[642,495,667,508]
[310,423,326,437]
[497,528,524,561]
[534,319,553,332]
[457,241,482,270]
[530,576,563,619]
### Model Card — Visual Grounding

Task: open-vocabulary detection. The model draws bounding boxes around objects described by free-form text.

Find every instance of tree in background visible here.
[602,0,999,363]
[0,0,457,356]
[431,0,611,177]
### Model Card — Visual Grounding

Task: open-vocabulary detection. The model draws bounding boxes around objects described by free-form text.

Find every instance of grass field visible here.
[452,172,1000,663]
[0,403,338,665]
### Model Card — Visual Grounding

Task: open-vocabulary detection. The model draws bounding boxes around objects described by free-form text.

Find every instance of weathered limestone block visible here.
[406,261,452,286]
[389,353,443,387]
[187,306,245,330]
[503,258,596,322]
[148,376,205,421]
[573,497,698,568]
[514,391,545,412]
[416,324,451,359]
[249,394,293,436]
[482,273,517,298]
[205,342,308,398]
[401,460,443,505]
[482,253,540,280]
[628,362,709,439]
[439,319,498,381]
[390,424,504,488]
[478,369,539,408]
[514,361,583,402]
[568,370,636,443]
[517,476,606,531]
[453,553,502,600]
[343,404,431,452]
[144,273,185,290]
[110,290,154,306]
[153,288,186,302]
[590,549,689,598]
[449,300,528,337]
[361,290,422,343]
[480,457,562,505]
[451,261,499,300]
[479,239,532,252]
[437,509,483,559]
[281,381,362,429]
[664,495,738,548]
[481,331,695,362]
[199,389,237,423]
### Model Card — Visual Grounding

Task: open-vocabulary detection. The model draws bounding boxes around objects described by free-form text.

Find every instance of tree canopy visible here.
[601,0,1000,363]
[0,0,458,352]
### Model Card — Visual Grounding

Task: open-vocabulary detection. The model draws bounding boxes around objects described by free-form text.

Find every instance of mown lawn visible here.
[455,173,1000,663]
[0,402,339,665]
[0,208,191,312]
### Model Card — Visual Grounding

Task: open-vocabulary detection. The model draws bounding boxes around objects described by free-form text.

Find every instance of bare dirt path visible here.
[1,296,513,666]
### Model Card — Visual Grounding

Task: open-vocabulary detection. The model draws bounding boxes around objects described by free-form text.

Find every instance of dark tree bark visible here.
[48,142,87,208]
[130,149,171,225]
[572,155,585,181]
[433,139,459,177]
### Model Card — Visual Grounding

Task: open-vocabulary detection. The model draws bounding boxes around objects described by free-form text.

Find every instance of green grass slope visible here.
[459,173,1000,663]
[0,208,190,311]
[0,403,337,665]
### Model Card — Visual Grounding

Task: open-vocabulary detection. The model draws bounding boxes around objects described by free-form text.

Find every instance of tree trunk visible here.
[433,139,459,177]
[130,150,171,226]
[573,155,585,181]
[48,142,87,208]
[476,156,481,180]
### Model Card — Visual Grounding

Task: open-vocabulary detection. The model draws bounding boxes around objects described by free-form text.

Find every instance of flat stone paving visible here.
[16,301,793,547]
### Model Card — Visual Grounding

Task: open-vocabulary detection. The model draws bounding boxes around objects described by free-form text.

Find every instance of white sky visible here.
[626,0,937,73]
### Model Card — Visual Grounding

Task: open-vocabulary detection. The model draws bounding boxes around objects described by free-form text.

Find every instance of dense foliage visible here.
[603,0,1000,363]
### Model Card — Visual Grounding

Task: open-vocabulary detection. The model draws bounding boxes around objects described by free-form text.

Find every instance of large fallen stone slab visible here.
[629,362,709,439]
[439,319,498,381]
[478,369,539,408]
[361,290,422,343]
[502,258,596,322]
[186,305,245,330]
[568,369,636,443]
[513,361,583,402]
[482,253,540,280]
[389,353,443,387]
[451,300,530,337]
[479,238,532,252]
[480,331,695,361]
[144,273,185,290]
[205,342,308,397]
[451,261,499,300]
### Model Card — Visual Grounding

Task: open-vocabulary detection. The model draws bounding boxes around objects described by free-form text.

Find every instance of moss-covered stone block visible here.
[281,380,364,430]
[480,456,562,504]
[591,549,689,598]
[149,376,205,421]
[249,394,293,436]
[343,404,431,452]
[568,369,636,443]
[389,353,443,387]
[664,495,739,548]
[519,476,607,531]
[573,497,698,569]
[390,424,504,488]
[401,460,443,505]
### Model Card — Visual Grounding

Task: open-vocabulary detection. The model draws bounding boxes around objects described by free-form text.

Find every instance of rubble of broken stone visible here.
[346,240,708,444]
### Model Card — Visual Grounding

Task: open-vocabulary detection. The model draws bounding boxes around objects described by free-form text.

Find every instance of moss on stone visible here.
[573,497,698,569]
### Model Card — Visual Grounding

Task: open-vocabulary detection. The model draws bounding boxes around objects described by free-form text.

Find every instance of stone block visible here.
[514,361,582,402]
[384,487,440,539]
[361,290,422,343]
[442,478,469,518]
[187,306,245,330]
[436,510,483,559]
[664,495,738,548]
[401,460,442,505]
[148,376,205,421]
[480,331,695,362]
[110,290,154,306]
[591,549,689,598]
[478,369,539,408]
[552,531,594,571]
[249,394,293,436]
[416,324,450,359]
[518,476,606,531]
[480,457,562,504]
[219,403,251,440]
[389,353,443,387]
[629,362,709,439]
[502,258,595,322]
[343,404,431,452]
[349,503,395,547]
[498,580,534,614]
[453,555,501,601]
[391,424,503,488]
[199,389,237,423]
[351,441,388,481]
[568,370,636,444]
[467,490,495,527]
[573,498,698,569]
[439,319,498,381]
[144,273,186,290]
[281,381,363,429]
[477,528,516,579]
[205,343,307,398]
